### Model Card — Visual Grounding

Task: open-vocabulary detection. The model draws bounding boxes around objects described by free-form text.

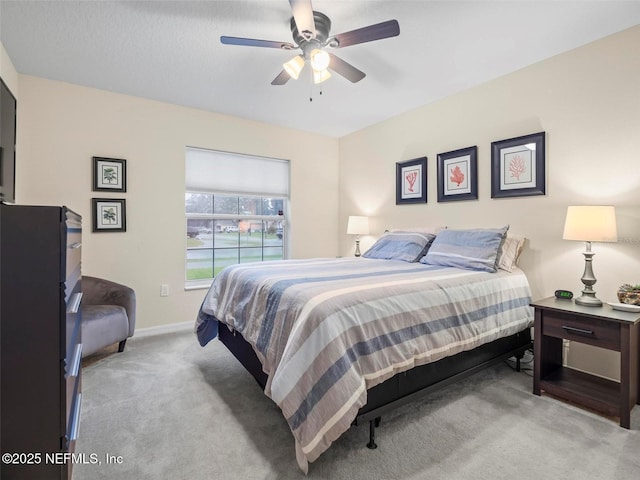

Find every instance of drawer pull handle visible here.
[70,393,82,441]
[67,292,83,314]
[69,343,83,378]
[562,325,594,336]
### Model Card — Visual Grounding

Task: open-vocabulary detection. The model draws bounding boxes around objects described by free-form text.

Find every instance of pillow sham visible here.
[362,232,436,263]
[420,226,509,272]
[497,235,526,272]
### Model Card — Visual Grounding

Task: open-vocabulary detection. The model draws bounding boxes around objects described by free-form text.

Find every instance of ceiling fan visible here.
[220,0,400,85]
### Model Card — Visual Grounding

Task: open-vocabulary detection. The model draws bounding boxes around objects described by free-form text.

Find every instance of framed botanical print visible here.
[93,156,127,192]
[491,132,545,198]
[437,146,478,202]
[396,157,427,204]
[92,198,126,232]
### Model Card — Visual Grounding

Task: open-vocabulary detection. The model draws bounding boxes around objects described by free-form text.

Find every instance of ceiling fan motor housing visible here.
[291,11,332,57]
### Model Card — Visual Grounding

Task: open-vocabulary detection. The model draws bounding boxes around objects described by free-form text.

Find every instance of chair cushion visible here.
[81,305,129,357]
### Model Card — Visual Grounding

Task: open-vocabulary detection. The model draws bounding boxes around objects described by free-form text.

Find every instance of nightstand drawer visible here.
[542,312,620,350]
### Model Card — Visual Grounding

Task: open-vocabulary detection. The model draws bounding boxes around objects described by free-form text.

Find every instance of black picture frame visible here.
[396,157,427,205]
[92,198,127,232]
[491,132,545,198]
[437,146,478,202]
[93,156,127,192]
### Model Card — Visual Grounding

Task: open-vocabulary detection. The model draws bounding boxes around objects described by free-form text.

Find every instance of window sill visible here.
[184,281,212,291]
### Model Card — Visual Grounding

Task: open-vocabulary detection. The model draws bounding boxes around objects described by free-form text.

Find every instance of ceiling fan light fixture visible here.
[309,48,330,71]
[283,55,305,80]
[220,2,400,87]
[313,68,331,84]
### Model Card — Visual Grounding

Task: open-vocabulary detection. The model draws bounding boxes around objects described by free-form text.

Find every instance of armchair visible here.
[81,276,136,358]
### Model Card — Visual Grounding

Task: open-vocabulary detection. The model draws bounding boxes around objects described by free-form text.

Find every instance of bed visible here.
[195,228,533,472]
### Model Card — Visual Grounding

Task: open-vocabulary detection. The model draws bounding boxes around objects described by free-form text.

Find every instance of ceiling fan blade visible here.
[328,53,366,83]
[271,70,291,86]
[289,0,315,40]
[331,19,400,48]
[220,36,295,50]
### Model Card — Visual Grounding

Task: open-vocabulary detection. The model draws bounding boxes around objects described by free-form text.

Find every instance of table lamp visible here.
[347,216,369,257]
[562,205,617,306]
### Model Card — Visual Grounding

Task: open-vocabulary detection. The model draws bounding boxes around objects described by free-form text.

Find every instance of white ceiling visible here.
[1,1,639,138]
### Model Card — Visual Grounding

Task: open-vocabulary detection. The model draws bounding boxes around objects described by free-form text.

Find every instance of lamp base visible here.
[574,292,603,307]
[574,244,602,307]
[354,240,361,257]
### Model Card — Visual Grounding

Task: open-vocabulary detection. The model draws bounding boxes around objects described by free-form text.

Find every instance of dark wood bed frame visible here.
[217,321,532,449]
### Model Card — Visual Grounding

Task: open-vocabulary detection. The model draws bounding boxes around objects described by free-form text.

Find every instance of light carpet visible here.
[74,327,640,480]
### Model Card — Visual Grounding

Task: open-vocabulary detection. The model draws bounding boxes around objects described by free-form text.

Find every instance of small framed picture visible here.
[93,156,126,192]
[396,157,427,204]
[92,198,126,232]
[491,132,545,198]
[437,146,478,202]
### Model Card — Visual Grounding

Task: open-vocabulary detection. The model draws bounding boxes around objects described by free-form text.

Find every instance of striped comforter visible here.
[196,257,533,472]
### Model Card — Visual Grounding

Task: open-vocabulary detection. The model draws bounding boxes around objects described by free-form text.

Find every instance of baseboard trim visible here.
[134,321,192,339]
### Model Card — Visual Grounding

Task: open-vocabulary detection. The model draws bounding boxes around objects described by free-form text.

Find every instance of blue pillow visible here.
[420,226,509,272]
[363,232,435,263]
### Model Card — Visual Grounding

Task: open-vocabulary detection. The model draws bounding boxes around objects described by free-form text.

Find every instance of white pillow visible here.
[497,235,526,272]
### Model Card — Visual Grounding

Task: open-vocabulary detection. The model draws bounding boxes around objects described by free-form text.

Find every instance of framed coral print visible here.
[437,146,478,202]
[396,157,427,204]
[491,132,545,198]
[92,198,126,232]
[93,156,127,192]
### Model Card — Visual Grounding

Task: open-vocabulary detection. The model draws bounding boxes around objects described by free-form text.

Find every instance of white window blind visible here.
[185,147,289,196]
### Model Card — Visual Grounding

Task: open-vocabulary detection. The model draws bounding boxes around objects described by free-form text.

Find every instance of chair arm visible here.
[82,276,136,337]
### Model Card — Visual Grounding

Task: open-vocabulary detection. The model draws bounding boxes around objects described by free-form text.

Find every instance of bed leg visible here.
[367,417,381,449]
[514,351,524,372]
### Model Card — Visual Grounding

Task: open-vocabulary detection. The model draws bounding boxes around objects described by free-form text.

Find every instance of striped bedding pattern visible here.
[196,257,533,472]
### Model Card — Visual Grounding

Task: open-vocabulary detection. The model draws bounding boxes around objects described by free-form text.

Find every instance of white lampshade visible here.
[563,206,618,242]
[313,68,331,84]
[283,55,305,80]
[347,216,369,236]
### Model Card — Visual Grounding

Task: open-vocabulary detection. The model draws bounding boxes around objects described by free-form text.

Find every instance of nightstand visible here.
[531,297,640,428]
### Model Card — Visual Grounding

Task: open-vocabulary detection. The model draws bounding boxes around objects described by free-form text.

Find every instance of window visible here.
[185,148,289,287]
[186,193,286,282]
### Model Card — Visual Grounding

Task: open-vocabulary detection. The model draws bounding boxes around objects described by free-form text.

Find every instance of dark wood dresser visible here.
[1,204,83,480]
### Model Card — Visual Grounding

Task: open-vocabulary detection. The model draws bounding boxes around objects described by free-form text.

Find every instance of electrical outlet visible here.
[160,284,169,297]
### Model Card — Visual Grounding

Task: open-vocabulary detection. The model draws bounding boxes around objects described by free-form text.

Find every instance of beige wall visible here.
[14,76,339,330]
[339,26,640,380]
[5,27,640,379]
